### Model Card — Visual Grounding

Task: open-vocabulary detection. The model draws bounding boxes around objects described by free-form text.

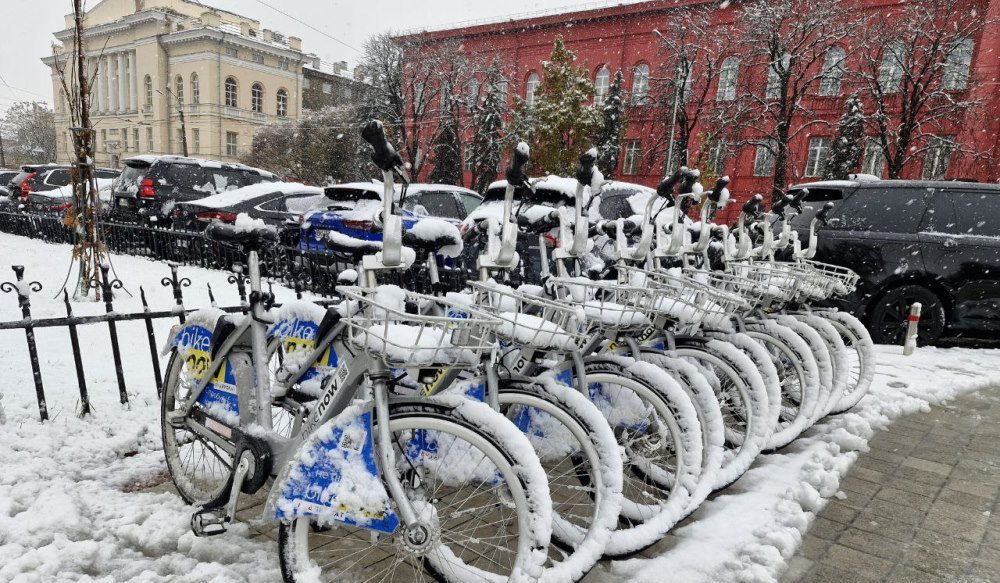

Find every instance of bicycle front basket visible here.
[339,286,500,369]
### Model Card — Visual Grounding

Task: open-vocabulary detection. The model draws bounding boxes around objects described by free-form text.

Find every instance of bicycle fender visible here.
[270,403,399,534]
[163,309,241,419]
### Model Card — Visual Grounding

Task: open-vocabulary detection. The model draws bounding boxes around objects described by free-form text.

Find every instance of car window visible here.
[459,193,481,216]
[158,164,211,192]
[115,165,147,194]
[949,191,999,237]
[597,193,633,220]
[407,192,462,219]
[283,194,327,214]
[96,169,119,180]
[45,169,71,186]
[832,187,930,233]
[789,187,846,202]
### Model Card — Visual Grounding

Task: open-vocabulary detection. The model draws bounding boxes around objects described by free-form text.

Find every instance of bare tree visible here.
[1,101,57,164]
[855,0,992,179]
[359,33,467,177]
[52,0,106,298]
[735,0,856,200]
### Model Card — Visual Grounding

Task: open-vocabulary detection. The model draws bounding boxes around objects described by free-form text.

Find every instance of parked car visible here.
[22,177,118,215]
[0,169,20,190]
[109,155,277,225]
[174,182,326,246]
[6,164,118,205]
[299,183,482,253]
[789,179,1000,345]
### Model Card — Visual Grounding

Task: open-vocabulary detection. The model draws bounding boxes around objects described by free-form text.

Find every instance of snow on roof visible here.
[124,155,276,177]
[325,182,479,195]
[790,179,860,189]
[487,175,582,197]
[186,182,322,209]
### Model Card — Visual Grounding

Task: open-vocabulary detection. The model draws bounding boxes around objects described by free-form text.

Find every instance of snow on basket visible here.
[468,281,587,351]
[549,276,654,331]
[338,285,500,368]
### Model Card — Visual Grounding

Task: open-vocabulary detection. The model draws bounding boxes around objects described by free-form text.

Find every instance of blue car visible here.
[299,182,482,253]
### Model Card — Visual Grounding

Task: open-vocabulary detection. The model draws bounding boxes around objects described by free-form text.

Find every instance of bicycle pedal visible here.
[190,509,229,537]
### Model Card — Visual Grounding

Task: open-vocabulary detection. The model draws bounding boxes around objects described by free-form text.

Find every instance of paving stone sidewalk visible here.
[781,388,1000,583]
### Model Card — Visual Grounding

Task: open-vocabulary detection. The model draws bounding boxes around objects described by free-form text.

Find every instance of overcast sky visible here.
[0,0,648,115]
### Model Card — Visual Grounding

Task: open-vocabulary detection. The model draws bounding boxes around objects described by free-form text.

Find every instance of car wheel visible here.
[868,284,946,346]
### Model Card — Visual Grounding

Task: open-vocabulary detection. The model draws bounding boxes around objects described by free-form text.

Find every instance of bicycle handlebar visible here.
[742,193,764,216]
[707,176,731,205]
[361,120,403,172]
[506,142,531,189]
[575,148,598,187]
[816,201,835,225]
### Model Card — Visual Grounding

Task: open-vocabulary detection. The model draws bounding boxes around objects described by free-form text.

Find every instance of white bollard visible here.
[903,302,922,355]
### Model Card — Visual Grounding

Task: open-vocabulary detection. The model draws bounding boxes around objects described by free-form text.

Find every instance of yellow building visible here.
[43,0,306,167]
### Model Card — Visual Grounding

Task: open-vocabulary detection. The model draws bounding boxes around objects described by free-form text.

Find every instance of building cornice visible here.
[53,10,168,42]
[169,52,301,81]
[161,28,305,61]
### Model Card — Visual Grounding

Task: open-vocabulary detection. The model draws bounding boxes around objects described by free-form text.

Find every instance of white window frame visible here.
[226,131,238,157]
[819,47,846,97]
[718,57,740,101]
[594,66,610,107]
[225,77,238,108]
[251,83,264,113]
[622,140,641,175]
[525,72,541,108]
[753,140,776,177]
[192,128,200,154]
[191,73,200,104]
[277,89,288,117]
[922,136,956,180]
[878,42,904,94]
[174,75,184,104]
[942,38,973,91]
[631,64,650,105]
[862,138,885,177]
[804,137,832,177]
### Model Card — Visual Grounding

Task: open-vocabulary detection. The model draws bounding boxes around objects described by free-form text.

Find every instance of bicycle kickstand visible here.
[190,449,255,537]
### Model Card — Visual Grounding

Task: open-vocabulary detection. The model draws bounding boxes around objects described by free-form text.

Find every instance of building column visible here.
[117,53,127,113]
[96,57,106,113]
[108,55,118,113]
[129,52,138,111]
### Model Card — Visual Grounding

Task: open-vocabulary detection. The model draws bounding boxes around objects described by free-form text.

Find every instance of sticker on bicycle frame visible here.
[171,323,240,420]
[555,364,651,432]
[270,317,339,383]
[274,410,399,534]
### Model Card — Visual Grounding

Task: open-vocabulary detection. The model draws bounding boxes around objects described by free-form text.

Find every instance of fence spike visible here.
[140,286,163,396]
[63,289,90,416]
[1,265,47,421]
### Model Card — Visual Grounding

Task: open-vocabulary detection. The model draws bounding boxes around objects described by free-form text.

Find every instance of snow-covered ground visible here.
[2,233,999,583]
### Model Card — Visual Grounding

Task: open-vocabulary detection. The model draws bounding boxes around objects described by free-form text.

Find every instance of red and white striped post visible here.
[903,302,922,355]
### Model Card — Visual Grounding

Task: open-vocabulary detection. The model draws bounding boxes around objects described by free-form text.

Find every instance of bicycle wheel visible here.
[495,377,623,583]
[160,351,238,507]
[278,395,551,583]
[744,318,821,449]
[816,311,875,414]
[582,355,702,558]
[792,314,848,418]
[673,339,770,490]
[774,315,834,422]
[636,351,725,517]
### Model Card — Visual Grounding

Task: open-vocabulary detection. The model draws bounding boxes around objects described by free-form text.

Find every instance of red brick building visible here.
[404,0,1000,215]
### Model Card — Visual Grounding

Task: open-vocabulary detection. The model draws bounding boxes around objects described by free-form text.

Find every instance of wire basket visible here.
[618,265,722,326]
[339,286,500,369]
[725,261,801,305]
[685,269,764,316]
[468,281,588,351]
[548,276,654,332]
[802,260,860,296]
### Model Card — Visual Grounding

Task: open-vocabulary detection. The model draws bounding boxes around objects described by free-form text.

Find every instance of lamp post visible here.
[159,87,188,157]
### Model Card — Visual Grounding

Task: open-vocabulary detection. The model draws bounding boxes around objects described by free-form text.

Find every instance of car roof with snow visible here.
[123,155,276,179]
[791,178,998,191]
[486,175,582,201]
[182,182,323,209]
[323,182,479,201]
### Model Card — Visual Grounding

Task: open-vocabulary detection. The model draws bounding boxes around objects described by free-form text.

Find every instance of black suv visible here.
[790,179,1000,345]
[110,155,277,225]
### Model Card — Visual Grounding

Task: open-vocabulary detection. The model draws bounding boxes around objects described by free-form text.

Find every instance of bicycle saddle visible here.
[204,222,279,250]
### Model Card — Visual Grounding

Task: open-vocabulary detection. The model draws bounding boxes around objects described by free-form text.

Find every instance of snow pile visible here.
[613,345,1000,583]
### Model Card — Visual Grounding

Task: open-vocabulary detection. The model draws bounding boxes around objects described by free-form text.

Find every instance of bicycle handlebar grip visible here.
[707,176,731,204]
[361,120,403,172]
[656,167,684,198]
[772,194,792,216]
[575,148,597,187]
[679,168,700,195]
[506,142,531,189]
[790,188,808,214]
[816,201,835,225]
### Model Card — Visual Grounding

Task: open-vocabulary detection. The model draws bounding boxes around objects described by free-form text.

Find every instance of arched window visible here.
[251,82,264,113]
[717,57,740,101]
[143,75,152,107]
[631,63,649,104]
[878,42,904,94]
[225,77,238,108]
[174,75,184,104]
[765,53,789,100]
[819,47,846,96]
[594,66,610,107]
[190,73,200,104]
[276,89,288,117]
[525,72,541,108]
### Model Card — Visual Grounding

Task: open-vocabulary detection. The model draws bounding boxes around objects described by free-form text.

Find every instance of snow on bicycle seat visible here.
[495,312,577,351]
[205,215,278,249]
[402,218,463,257]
